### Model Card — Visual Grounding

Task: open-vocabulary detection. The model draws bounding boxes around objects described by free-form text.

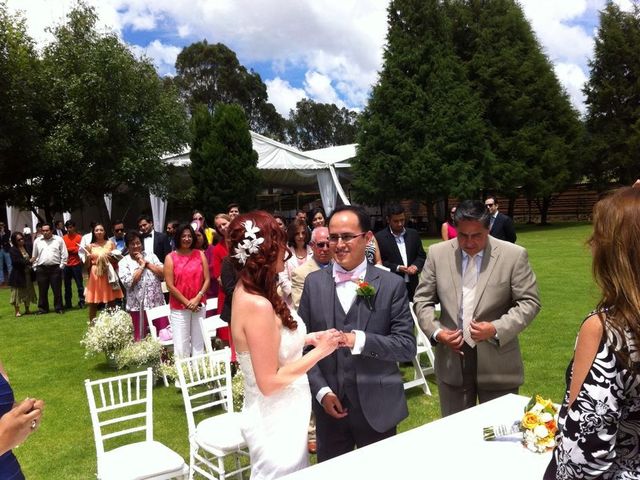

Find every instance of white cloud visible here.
[553,62,588,114]
[130,40,181,76]
[303,71,343,106]
[265,77,306,117]
[6,0,628,113]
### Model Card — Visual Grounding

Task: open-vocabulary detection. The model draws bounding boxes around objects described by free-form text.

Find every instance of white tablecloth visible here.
[281,394,552,479]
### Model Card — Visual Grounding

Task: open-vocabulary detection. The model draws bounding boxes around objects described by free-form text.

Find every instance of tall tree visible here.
[3,3,189,221]
[175,41,285,140]
[0,2,45,207]
[450,0,583,222]
[584,2,640,189]
[353,0,492,231]
[189,103,260,214]
[286,99,359,150]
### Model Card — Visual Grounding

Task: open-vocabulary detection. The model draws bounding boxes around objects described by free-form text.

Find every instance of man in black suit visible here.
[137,214,171,263]
[375,204,426,300]
[484,196,516,243]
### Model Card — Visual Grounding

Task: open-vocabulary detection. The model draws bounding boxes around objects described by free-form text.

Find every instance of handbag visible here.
[107,263,120,290]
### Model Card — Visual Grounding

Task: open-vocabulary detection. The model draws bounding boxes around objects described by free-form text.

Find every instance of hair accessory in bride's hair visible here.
[232,219,265,265]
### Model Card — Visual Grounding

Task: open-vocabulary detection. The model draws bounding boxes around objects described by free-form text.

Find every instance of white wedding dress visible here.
[237,318,311,479]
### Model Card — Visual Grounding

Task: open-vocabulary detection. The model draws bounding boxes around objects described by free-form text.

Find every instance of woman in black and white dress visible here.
[544,186,640,479]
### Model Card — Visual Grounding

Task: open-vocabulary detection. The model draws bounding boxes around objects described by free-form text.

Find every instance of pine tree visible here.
[353,0,491,230]
[584,2,640,188]
[189,104,260,214]
[450,0,583,222]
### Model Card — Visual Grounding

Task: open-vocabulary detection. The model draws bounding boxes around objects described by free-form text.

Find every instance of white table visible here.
[281,394,552,479]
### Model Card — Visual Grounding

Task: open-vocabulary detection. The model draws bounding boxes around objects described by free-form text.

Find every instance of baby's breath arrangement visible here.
[81,307,133,360]
[115,336,164,374]
[232,369,245,412]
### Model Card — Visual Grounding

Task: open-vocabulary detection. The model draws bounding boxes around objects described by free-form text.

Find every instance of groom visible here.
[298,205,416,462]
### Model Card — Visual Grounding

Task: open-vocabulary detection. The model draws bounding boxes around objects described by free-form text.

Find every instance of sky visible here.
[6,0,635,118]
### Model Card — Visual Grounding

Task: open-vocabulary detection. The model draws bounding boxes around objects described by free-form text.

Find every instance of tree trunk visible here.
[539,196,551,225]
[507,197,516,218]
[424,200,437,234]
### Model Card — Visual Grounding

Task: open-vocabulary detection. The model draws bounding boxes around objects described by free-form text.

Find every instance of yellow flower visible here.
[522,412,540,430]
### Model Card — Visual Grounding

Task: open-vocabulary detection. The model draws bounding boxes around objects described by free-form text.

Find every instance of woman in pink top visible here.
[164,224,210,358]
[441,206,458,241]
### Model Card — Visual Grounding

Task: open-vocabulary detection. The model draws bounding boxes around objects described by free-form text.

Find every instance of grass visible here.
[0,222,595,478]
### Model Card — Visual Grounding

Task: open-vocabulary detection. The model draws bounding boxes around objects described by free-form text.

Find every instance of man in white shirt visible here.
[298,205,416,462]
[32,222,68,314]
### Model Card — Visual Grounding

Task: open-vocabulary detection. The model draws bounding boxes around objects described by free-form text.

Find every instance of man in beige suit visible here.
[413,200,540,417]
[291,226,332,310]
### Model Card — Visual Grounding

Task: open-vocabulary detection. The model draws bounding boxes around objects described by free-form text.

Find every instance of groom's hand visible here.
[321,393,348,419]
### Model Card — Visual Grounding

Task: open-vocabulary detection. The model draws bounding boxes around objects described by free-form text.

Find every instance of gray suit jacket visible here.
[413,236,540,390]
[298,264,416,433]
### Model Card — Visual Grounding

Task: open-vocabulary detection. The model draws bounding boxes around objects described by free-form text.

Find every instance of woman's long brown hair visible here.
[590,186,640,370]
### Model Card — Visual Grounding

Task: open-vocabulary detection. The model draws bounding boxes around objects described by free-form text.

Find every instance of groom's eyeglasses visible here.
[328,233,366,244]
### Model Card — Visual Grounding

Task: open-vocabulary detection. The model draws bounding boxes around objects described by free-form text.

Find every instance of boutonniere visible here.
[356,280,375,310]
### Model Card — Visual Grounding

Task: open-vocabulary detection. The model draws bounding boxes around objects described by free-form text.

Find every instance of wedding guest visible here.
[31,223,67,315]
[485,196,516,243]
[544,186,640,479]
[364,236,383,265]
[0,359,44,477]
[280,219,312,305]
[227,203,240,220]
[192,210,216,245]
[414,200,540,417]
[229,211,341,478]
[309,207,327,229]
[8,232,36,317]
[118,231,166,342]
[54,220,66,237]
[290,227,332,310]
[165,220,179,251]
[62,221,85,310]
[194,226,218,299]
[137,215,171,263]
[273,215,287,232]
[84,223,124,323]
[212,214,233,352]
[0,222,12,286]
[441,206,458,241]
[108,220,127,253]
[164,224,210,358]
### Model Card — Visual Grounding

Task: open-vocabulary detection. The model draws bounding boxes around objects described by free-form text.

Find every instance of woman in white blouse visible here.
[278,219,313,307]
[118,230,166,341]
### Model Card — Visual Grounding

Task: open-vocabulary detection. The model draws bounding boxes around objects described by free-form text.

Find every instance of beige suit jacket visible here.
[291,258,321,310]
[413,236,541,390]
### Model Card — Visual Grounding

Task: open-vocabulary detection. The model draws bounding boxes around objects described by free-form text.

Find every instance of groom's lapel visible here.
[357,264,382,331]
[320,268,337,329]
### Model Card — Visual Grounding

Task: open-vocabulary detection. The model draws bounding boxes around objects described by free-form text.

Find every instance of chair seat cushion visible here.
[99,440,187,480]
[195,412,246,453]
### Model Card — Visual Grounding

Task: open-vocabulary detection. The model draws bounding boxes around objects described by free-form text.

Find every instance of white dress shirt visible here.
[32,235,68,268]
[143,231,155,256]
[390,227,409,283]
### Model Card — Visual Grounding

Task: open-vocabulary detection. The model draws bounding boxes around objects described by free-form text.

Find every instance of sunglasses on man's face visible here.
[193,216,203,221]
[313,242,331,249]
[114,228,125,233]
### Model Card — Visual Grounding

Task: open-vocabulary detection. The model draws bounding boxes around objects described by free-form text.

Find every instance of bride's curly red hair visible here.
[227,211,296,330]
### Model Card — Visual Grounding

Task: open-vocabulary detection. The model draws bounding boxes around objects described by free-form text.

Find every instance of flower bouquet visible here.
[483,394,558,453]
[81,307,133,365]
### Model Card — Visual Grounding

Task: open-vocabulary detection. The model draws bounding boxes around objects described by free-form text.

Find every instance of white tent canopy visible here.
[162,131,354,217]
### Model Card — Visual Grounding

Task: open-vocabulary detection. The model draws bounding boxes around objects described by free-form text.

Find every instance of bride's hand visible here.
[314,329,341,357]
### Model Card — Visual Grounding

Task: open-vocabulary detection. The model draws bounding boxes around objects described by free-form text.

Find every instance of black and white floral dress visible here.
[544,312,640,479]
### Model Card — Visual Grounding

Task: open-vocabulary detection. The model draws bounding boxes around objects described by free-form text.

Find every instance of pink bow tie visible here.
[334,271,355,284]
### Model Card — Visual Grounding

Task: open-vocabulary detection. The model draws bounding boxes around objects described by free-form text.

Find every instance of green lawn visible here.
[0,222,595,478]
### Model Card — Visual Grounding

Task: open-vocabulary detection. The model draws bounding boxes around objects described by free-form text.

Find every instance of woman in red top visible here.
[212,214,234,356]
[164,224,210,358]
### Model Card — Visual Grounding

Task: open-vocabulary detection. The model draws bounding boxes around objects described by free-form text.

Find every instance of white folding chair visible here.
[176,349,250,480]
[146,304,173,386]
[85,368,188,480]
[200,298,228,353]
[403,302,436,395]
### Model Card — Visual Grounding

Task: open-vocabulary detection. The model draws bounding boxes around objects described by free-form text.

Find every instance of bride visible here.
[229,211,341,479]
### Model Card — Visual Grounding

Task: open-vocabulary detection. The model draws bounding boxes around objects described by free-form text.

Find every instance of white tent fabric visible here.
[104,194,113,219]
[161,131,354,216]
[5,204,39,233]
[150,194,167,231]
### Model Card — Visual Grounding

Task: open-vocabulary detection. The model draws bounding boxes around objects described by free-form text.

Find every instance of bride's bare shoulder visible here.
[234,288,273,314]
